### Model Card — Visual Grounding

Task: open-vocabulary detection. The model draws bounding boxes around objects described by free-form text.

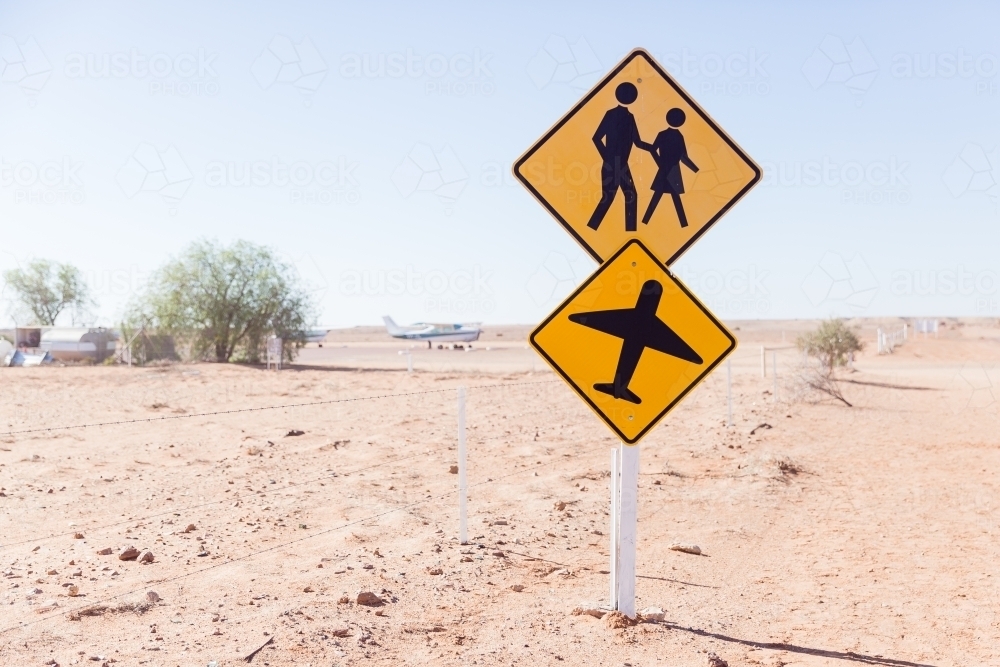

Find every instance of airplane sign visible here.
[530,240,735,444]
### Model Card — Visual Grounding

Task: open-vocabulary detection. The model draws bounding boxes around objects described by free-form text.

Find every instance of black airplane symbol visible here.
[568,279,702,405]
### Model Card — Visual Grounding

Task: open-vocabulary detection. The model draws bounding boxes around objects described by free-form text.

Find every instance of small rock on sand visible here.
[427,568,443,576]
[73,533,84,539]
[511,584,524,592]
[146,591,160,603]
[356,591,382,606]
[67,585,79,597]
[119,547,139,561]
[97,548,113,556]
[707,652,729,667]
[640,606,665,622]
[449,465,459,474]
[571,606,605,619]
[669,543,702,556]
[184,524,196,533]
[139,551,154,563]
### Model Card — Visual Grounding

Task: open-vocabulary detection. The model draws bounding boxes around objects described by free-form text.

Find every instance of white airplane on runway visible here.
[305,329,330,344]
[382,316,482,348]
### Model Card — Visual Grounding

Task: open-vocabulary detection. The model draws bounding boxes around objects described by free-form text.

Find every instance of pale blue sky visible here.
[2,0,999,327]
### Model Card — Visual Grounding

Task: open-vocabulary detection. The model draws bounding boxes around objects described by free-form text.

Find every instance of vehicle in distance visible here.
[382,316,481,347]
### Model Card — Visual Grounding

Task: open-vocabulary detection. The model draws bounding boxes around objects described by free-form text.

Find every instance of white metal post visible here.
[760,345,766,377]
[609,448,619,609]
[726,358,733,427]
[618,443,639,617]
[458,387,467,544]
[772,350,778,402]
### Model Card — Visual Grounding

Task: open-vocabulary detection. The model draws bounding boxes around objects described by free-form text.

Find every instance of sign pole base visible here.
[617,443,639,617]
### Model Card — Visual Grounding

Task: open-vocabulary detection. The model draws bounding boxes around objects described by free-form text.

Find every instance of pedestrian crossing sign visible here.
[514,48,761,265]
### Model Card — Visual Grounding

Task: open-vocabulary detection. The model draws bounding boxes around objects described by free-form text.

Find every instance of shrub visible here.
[127,240,314,363]
[796,319,863,372]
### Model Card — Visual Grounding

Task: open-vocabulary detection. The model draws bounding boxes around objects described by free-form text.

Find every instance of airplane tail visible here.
[382,316,405,335]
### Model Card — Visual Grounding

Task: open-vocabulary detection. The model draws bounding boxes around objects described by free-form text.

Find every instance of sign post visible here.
[266,336,282,371]
[515,48,759,616]
[617,443,639,617]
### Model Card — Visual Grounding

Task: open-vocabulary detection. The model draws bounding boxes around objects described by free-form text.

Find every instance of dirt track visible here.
[1,321,998,666]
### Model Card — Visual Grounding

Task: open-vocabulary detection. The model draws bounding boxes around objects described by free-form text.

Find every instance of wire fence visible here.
[1,448,587,635]
[0,351,810,638]
[0,379,561,439]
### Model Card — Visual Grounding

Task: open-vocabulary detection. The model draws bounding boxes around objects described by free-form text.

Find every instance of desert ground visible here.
[1,319,998,667]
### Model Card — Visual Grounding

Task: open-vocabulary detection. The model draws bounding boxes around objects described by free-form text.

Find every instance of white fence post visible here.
[609,448,619,609]
[726,358,733,427]
[618,444,639,618]
[399,350,413,372]
[458,387,467,545]
[772,350,778,402]
[761,345,766,377]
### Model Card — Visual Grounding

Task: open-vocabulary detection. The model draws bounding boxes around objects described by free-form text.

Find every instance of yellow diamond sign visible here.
[514,48,760,265]
[530,240,736,444]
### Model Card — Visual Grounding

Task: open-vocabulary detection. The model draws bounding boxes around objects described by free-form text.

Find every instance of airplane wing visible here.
[645,319,703,364]
[568,309,635,339]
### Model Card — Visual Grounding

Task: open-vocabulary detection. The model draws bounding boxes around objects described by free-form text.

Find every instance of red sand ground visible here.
[1,320,997,666]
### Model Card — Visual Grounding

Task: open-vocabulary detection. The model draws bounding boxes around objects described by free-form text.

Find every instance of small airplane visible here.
[569,279,702,405]
[382,316,482,348]
[304,329,330,344]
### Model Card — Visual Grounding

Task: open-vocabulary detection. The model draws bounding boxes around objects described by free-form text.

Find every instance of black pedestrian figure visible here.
[586,82,652,233]
[641,108,698,228]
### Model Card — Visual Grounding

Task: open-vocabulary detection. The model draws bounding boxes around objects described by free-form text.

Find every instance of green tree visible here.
[797,318,864,372]
[129,240,314,363]
[2,259,91,326]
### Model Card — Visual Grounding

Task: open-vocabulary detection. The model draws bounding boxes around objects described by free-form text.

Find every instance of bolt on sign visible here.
[530,240,736,443]
[514,48,760,266]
